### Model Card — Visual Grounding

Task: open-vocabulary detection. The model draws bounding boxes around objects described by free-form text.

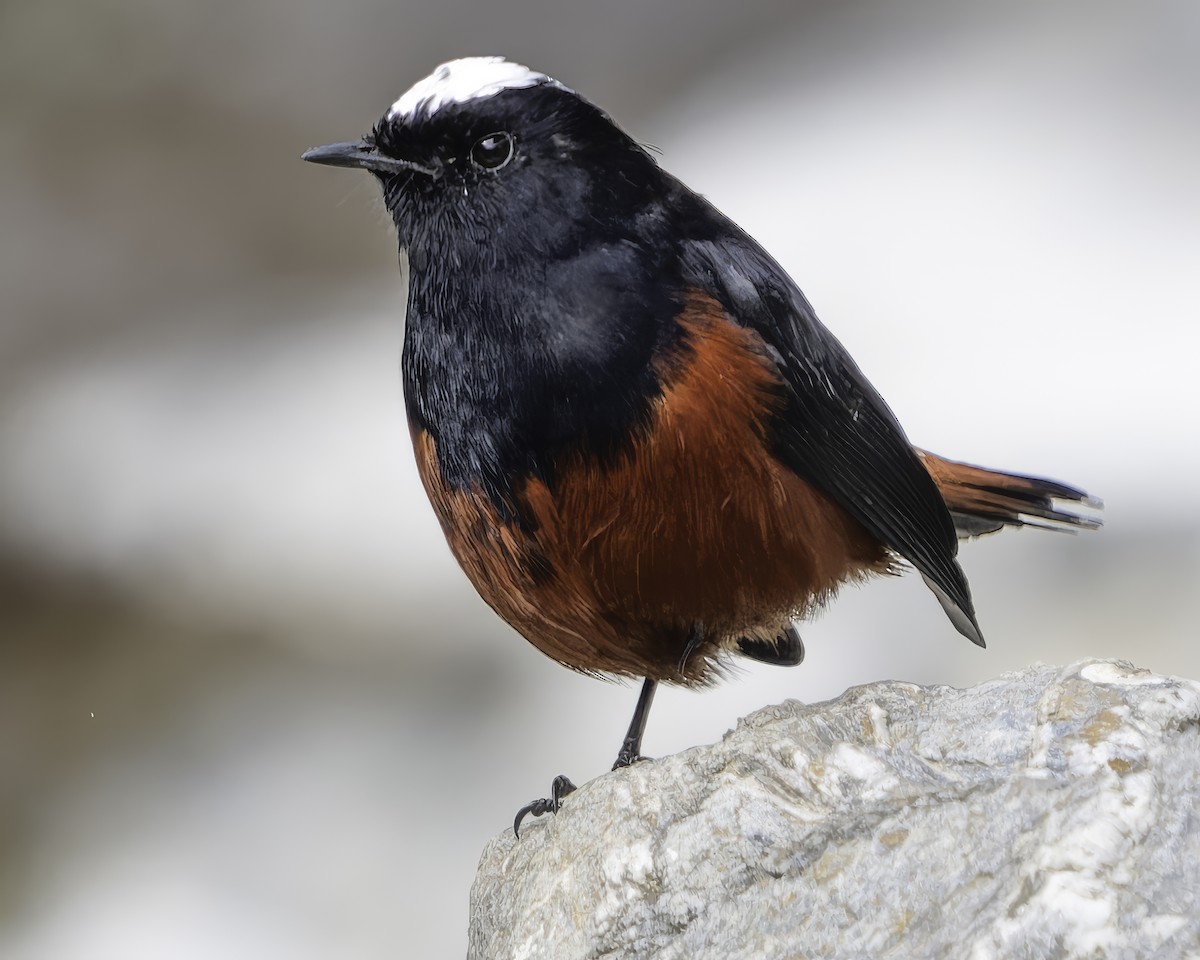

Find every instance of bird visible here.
[302,56,1101,834]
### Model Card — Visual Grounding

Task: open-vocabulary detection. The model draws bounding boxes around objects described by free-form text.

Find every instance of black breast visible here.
[401,235,682,516]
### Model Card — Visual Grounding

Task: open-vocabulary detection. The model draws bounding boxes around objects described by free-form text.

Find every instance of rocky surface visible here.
[468,660,1200,959]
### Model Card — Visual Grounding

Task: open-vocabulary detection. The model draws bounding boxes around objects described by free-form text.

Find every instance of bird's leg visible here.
[511,677,659,838]
[513,774,577,838]
[612,677,658,770]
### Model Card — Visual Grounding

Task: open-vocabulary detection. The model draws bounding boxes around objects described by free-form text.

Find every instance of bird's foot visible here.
[513,774,577,838]
[612,746,651,770]
[610,676,658,771]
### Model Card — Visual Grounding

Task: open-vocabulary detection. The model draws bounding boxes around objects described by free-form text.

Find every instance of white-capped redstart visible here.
[303,57,1100,833]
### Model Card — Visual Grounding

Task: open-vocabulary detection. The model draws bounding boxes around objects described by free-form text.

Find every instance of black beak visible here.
[301,139,437,177]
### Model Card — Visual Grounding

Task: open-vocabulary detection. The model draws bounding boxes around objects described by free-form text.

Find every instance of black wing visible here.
[677,198,984,646]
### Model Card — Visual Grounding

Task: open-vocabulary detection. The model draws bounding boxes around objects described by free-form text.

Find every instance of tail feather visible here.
[917,451,1103,539]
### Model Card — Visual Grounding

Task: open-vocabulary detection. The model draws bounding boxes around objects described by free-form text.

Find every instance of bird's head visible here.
[303,57,662,253]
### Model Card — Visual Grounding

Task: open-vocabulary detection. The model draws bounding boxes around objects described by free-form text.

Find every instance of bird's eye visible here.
[470,132,515,170]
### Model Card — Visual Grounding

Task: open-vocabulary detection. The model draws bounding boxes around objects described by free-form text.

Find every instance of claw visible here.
[513,774,577,838]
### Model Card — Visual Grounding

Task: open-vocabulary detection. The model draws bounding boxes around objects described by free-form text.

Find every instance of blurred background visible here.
[1,0,1197,956]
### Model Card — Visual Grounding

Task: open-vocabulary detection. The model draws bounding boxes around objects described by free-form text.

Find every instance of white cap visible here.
[387,57,566,121]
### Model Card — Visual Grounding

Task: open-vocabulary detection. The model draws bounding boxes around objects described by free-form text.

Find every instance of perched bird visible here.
[303,57,1100,832]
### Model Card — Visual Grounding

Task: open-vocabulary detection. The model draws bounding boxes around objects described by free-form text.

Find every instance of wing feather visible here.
[677,205,983,645]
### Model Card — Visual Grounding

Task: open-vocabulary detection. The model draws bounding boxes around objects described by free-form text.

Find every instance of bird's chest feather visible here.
[400,238,678,511]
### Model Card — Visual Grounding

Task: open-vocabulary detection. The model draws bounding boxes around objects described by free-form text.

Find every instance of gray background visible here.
[2,0,1197,956]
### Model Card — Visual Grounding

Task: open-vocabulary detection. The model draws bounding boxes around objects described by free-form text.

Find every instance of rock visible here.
[467,660,1200,959]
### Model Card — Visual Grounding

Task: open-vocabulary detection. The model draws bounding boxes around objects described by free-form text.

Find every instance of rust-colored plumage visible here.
[413,292,890,684]
[918,450,1101,538]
